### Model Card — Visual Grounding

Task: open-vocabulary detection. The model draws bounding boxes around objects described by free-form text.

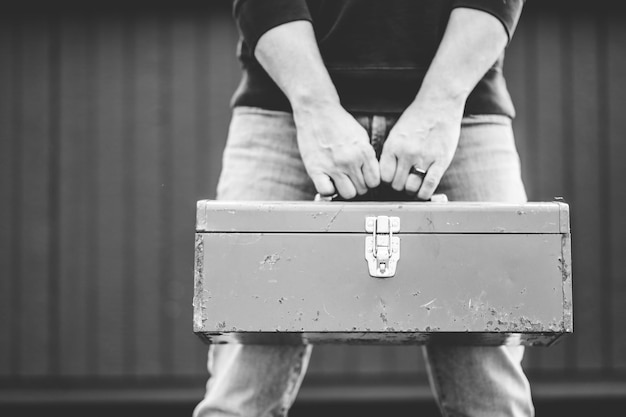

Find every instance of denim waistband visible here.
[352,114,399,159]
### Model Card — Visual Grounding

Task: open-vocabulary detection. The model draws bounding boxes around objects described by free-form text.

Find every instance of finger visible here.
[391,158,412,191]
[333,173,358,200]
[379,146,397,184]
[348,166,368,195]
[404,173,424,195]
[310,173,336,197]
[361,148,381,189]
[417,163,445,201]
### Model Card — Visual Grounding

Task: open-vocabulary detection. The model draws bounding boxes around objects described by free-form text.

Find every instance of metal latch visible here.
[365,216,400,278]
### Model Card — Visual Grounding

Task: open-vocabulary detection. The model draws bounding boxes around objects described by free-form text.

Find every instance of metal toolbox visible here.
[193,200,572,346]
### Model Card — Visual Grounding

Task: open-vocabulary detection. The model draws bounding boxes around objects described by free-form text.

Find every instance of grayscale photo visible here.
[0,1,624,416]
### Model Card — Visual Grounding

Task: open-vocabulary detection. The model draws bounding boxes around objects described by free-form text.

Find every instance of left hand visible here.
[379,98,464,200]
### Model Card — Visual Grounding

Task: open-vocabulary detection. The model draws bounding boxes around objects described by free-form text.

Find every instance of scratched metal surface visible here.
[194,221,572,345]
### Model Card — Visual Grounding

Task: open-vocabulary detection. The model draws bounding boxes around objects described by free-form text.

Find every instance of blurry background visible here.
[1,1,625,416]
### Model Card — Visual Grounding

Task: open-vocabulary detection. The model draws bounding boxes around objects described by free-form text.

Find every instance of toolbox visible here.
[193,200,572,346]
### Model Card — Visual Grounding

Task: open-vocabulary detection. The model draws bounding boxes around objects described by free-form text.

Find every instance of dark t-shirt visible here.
[231,0,525,116]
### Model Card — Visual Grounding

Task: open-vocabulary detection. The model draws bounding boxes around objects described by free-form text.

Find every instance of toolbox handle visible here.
[314,192,448,202]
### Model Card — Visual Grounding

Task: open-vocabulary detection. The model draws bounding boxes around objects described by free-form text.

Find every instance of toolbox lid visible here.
[196,201,570,234]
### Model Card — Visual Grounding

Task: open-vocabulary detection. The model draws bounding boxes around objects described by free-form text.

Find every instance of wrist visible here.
[407,86,466,120]
[417,72,470,109]
[290,88,341,115]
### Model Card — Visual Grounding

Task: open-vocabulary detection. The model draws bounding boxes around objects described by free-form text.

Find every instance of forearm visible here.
[254,20,340,112]
[382,7,512,198]
[415,7,509,108]
[253,20,380,198]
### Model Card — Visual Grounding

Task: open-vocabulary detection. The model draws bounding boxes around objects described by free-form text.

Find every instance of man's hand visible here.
[380,7,510,199]
[380,98,463,200]
[294,101,379,199]
[255,21,379,199]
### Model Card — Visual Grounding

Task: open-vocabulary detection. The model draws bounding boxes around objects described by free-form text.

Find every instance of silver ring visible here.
[409,166,427,177]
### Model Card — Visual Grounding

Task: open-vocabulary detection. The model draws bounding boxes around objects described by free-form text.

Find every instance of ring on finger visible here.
[405,170,425,194]
[409,166,427,178]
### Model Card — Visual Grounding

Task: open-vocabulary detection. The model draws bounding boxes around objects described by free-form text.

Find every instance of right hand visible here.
[293,102,380,199]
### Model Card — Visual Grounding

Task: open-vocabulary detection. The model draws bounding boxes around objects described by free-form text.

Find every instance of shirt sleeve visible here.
[233,0,313,53]
[451,0,526,41]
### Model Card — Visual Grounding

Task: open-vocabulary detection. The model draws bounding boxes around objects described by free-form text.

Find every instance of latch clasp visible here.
[365,216,400,278]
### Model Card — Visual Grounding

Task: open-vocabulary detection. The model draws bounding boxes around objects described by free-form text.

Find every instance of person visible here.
[194,0,533,416]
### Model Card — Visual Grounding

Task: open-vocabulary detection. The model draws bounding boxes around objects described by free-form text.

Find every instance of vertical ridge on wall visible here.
[607,13,626,373]
[191,12,213,373]
[8,18,23,379]
[47,12,62,378]
[595,12,613,373]
[157,12,175,377]
[193,15,211,202]
[17,16,53,377]
[95,15,127,377]
[170,13,209,377]
[58,14,91,377]
[0,19,16,378]
[121,13,139,376]
[558,13,578,372]
[132,14,163,377]
[85,15,100,378]
[570,13,605,372]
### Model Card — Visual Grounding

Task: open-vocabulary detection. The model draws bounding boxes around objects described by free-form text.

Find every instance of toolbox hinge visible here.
[365,216,400,278]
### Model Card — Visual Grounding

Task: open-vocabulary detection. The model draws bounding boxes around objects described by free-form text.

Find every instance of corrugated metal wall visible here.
[0,1,625,402]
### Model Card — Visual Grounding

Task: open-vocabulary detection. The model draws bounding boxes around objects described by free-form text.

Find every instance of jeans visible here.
[193,107,534,417]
